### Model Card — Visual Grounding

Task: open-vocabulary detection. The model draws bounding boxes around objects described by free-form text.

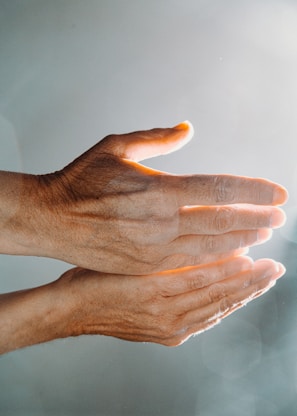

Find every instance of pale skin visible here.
[0,121,288,353]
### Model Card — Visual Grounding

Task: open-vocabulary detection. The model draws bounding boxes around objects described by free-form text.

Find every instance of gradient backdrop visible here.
[1,1,297,415]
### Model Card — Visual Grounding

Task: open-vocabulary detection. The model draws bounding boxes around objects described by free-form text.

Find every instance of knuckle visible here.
[157,313,184,341]
[208,283,225,302]
[100,133,116,146]
[203,235,218,252]
[142,215,178,244]
[151,176,178,215]
[158,320,176,339]
[214,176,235,203]
[214,206,235,233]
[98,134,123,155]
[187,274,208,290]
[148,299,163,317]
[219,296,233,313]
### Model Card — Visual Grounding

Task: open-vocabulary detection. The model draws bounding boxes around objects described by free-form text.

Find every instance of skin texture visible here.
[0,122,288,274]
[0,121,289,353]
[0,255,285,354]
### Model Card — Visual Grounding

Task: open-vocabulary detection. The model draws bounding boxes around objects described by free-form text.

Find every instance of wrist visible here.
[0,278,73,354]
[0,171,55,257]
[54,268,90,338]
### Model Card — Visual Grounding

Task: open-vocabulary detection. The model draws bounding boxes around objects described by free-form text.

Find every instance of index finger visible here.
[168,174,288,206]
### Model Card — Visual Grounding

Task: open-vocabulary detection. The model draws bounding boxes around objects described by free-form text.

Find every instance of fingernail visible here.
[174,121,192,131]
[270,208,287,228]
[273,186,289,205]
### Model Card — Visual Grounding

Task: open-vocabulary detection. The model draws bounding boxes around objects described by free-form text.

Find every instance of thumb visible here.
[98,121,194,162]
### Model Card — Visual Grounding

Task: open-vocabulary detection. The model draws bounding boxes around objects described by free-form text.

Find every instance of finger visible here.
[180,259,285,326]
[167,174,288,206]
[178,205,286,236]
[162,261,285,346]
[149,247,249,274]
[97,121,194,162]
[161,278,277,346]
[172,283,270,345]
[169,228,272,257]
[156,256,254,297]
[177,269,282,344]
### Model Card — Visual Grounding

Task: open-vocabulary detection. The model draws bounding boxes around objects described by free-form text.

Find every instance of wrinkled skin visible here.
[60,256,285,346]
[22,122,287,274]
[0,255,285,354]
[0,122,289,353]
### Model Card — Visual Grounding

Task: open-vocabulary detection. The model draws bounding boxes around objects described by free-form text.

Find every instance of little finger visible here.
[169,228,272,257]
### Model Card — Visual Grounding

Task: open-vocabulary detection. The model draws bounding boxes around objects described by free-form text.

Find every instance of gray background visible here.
[1,0,297,415]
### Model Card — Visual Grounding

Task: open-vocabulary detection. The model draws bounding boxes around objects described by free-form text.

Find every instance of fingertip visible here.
[270,207,287,228]
[239,255,254,269]
[234,257,255,276]
[174,120,194,132]
[256,228,273,244]
[173,120,195,141]
[254,258,286,279]
[277,262,286,277]
[273,185,289,206]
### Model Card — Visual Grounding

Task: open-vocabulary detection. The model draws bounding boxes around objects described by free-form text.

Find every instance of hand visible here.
[8,122,287,274]
[0,254,285,354]
[59,256,285,347]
